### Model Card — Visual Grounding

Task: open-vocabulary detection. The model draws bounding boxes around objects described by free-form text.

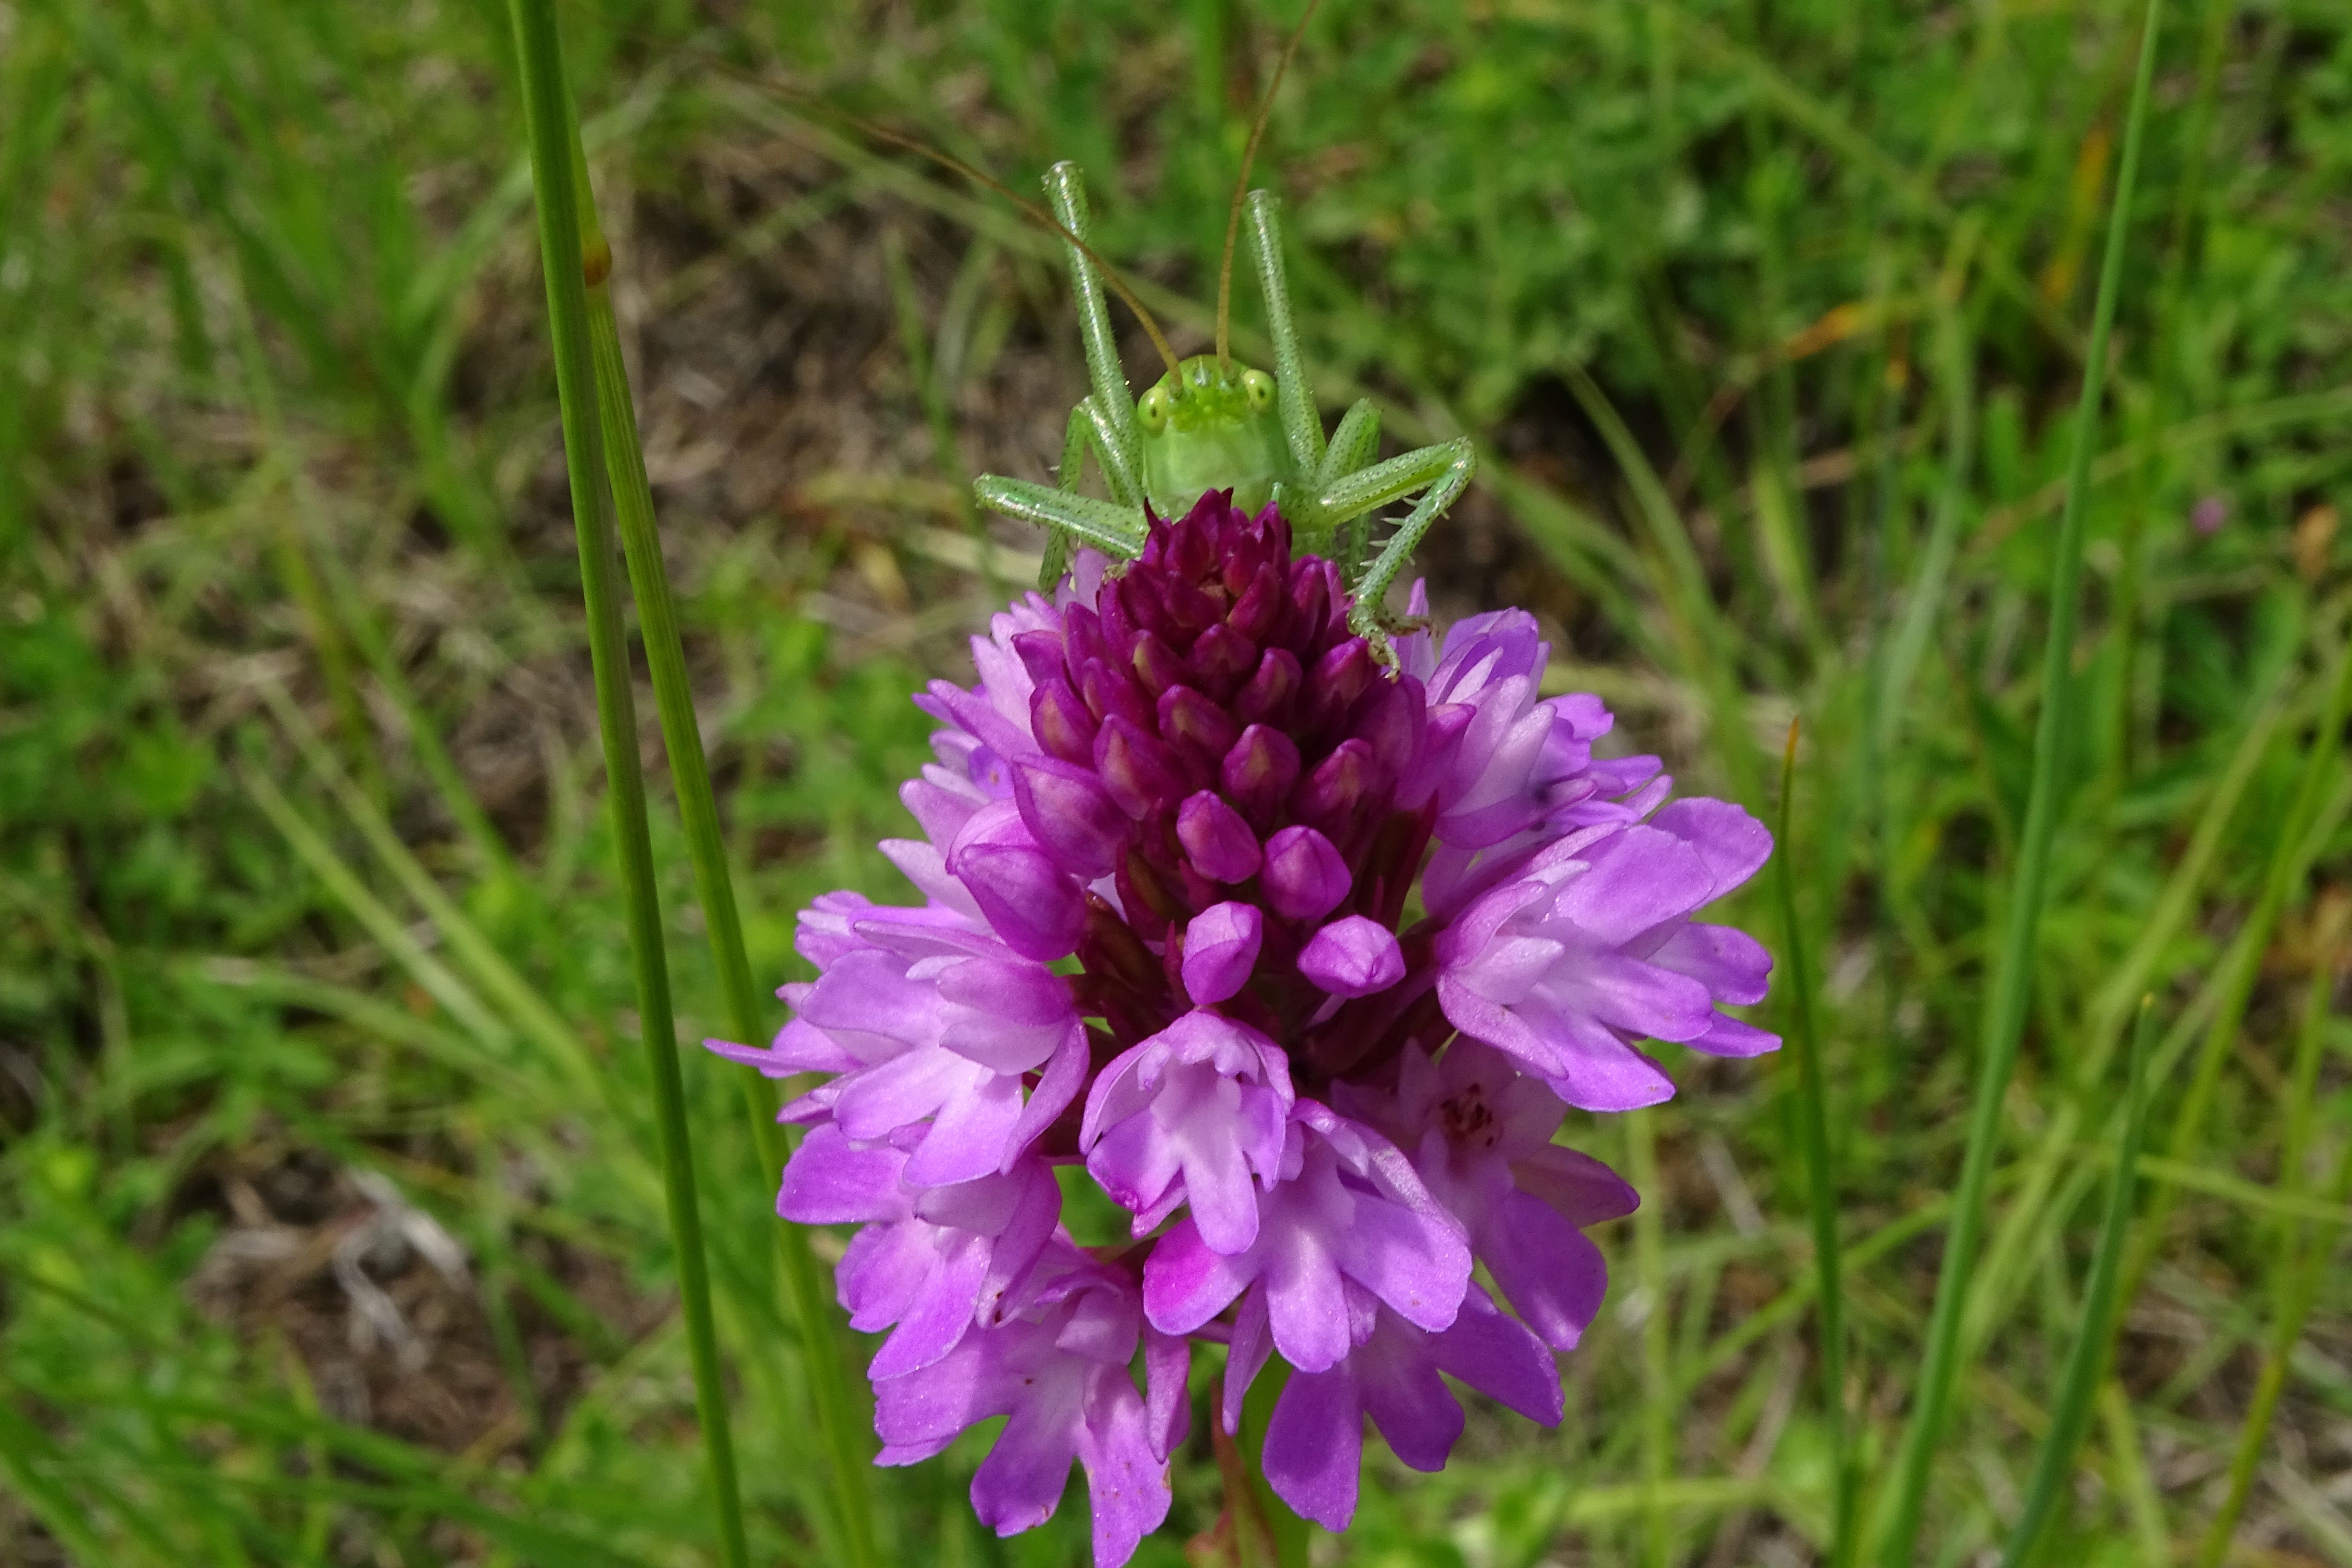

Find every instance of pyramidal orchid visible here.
[710,494,1776,1559]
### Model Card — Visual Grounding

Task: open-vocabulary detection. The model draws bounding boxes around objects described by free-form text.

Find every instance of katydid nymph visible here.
[964,33,1475,635]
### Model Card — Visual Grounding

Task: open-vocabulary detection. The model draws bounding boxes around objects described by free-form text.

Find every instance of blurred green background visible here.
[4,0,2351,1562]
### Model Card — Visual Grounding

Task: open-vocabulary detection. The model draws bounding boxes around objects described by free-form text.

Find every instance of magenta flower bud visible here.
[1130,629,1186,697]
[944,802,1087,963]
[1302,640,1377,735]
[1286,559,1332,642]
[1181,902,1264,1004]
[1177,791,1261,883]
[1220,724,1302,826]
[952,839,1086,961]
[1298,915,1406,997]
[1227,562,1285,643]
[1292,738,1383,835]
[1012,757,1132,878]
[1262,825,1350,921]
[1108,571,1176,647]
[1158,684,1239,763]
[1166,511,1215,578]
[1355,675,1426,779]
[1233,647,1302,727]
[1161,571,1223,634]
[1095,714,1190,819]
[1029,677,1099,767]
[1188,622,1258,698]
[1216,534,1263,597]
[1079,657,1153,733]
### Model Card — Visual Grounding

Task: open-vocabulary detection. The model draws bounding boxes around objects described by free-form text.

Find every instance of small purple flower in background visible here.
[710,494,1777,1561]
[2191,493,2230,536]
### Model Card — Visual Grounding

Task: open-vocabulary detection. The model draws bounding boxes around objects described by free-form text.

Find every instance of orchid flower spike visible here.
[709,493,1776,1559]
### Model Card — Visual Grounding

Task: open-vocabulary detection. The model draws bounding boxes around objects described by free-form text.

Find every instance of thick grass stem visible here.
[505,3,750,1564]
[582,227,884,1568]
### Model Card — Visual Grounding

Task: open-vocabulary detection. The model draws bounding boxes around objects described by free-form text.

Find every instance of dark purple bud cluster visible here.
[1004,496,1438,1117]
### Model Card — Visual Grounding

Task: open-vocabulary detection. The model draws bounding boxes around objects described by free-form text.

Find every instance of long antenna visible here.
[834,113,1187,390]
[1215,0,1323,382]
[538,4,1187,392]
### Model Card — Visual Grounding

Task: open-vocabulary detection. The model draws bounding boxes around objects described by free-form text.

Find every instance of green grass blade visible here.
[1559,360,1763,804]
[1773,720,1853,1567]
[1877,0,2166,1556]
[240,761,519,1062]
[1626,1107,1674,1568]
[577,167,884,1568]
[0,1397,118,1563]
[1955,665,2298,1368]
[258,682,603,1097]
[1999,997,2155,1567]
[296,518,522,890]
[2193,950,2350,1567]
[1872,255,1976,766]
[2126,636,2352,1297]
[503,4,749,1565]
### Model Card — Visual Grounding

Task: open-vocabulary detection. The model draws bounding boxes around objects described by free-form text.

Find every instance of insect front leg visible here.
[973,476,1147,566]
[1316,437,1478,632]
[1071,396,1140,506]
[1037,407,1088,586]
[1034,396,1142,586]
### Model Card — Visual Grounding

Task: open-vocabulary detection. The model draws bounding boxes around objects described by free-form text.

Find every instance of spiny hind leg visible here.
[1044,165,1142,481]
[1316,438,1477,633]
[1309,399,1380,574]
[1246,190,1328,479]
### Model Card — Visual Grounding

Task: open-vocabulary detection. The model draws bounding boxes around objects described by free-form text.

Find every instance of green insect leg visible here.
[1038,408,1087,587]
[1073,396,1140,506]
[1311,398,1381,571]
[1318,437,1477,630]
[973,476,1147,564]
[1032,396,1144,587]
[1044,164,1142,480]
[1245,190,1328,479]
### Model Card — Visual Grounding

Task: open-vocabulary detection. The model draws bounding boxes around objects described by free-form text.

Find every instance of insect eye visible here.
[1242,369,1276,413]
[1137,386,1170,433]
